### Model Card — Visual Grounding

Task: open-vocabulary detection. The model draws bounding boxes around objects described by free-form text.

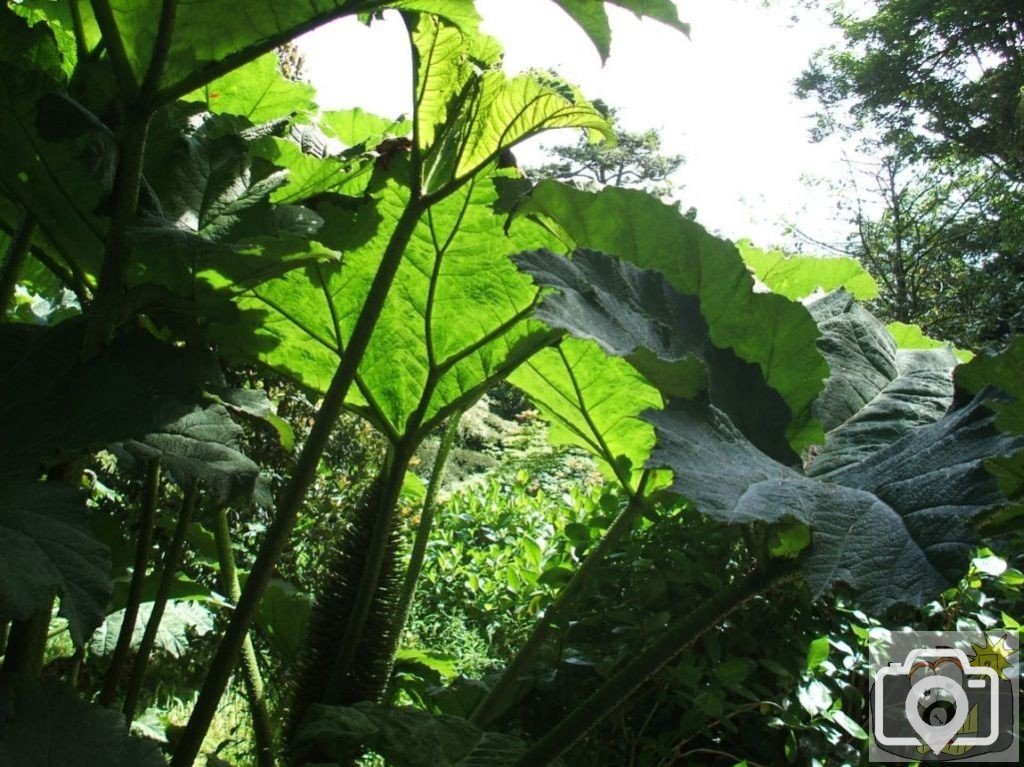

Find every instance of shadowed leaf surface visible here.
[646,395,1022,610]
[0,482,110,647]
[0,677,167,766]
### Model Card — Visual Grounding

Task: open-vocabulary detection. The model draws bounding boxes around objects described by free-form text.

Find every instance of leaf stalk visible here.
[212,506,276,767]
[99,458,161,707]
[122,480,199,722]
[171,198,427,767]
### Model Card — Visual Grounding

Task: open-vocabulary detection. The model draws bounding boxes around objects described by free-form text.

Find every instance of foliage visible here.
[790,146,1021,347]
[407,468,602,671]
[530,107,685,199]
[292,701,533,767]
[0,1,1021,766]
[521,243,1013,609]
[796,0,1024,347]
[0,676,167,766]
[796,0,1024,172]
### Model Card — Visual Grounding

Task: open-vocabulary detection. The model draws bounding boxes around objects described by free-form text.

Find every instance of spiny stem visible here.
[212,506,276,767]
[99,458,161,707]
[321,441,414,705]
[123,481,199,722]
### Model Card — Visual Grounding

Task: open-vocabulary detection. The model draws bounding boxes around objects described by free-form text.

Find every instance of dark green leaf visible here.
[0,482,110,648]
[112,404,262,507]
[646,394,1022,610]
[0,8,110,279]
[0,677,166,766]
[211,387,295,451]
[519,182,828,451]
[956,336,1024,435]
[806,291,957,477]
[254,577,313,668]
[0,321,223,477]
[90,601,214,658]
[109,573,211,612]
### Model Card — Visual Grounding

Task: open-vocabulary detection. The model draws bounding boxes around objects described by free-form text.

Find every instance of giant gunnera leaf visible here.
[411,13,611,196]
[112,404,264,509]
[0,482,110,647]
[0,677,166,766]
[646,394,1022,611]
[737,240,879,301]
[514,248,797,463]
[517,183,828,452]
[805,290,958,477]
[508,336,663,489]
[518,247,1021,609]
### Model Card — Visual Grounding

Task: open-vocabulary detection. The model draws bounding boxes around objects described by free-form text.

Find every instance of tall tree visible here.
[796,0,1024,347]
[530,106,684,198]
[797,0,1024,175]
[793,145,1005,346]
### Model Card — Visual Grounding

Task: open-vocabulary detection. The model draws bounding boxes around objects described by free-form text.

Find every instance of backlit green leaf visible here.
[218,171,559,441]
[737,240,878,301]
[887,321,972,362]
[411,15,610,195]
[183,52,317,123]
[509,337,662,488]
[519,183,828,452]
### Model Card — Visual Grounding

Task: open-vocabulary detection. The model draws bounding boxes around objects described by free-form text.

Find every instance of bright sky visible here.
[299,0,850,248]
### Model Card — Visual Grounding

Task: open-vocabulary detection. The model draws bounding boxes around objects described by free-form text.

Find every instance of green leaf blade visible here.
[0,482,111,647]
